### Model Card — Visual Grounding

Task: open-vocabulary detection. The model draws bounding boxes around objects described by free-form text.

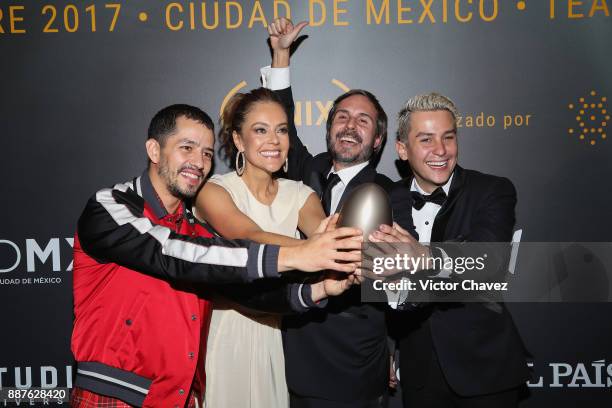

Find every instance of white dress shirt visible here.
[326,161,370,214]
[411,173,454,243]
[388,174,455,308]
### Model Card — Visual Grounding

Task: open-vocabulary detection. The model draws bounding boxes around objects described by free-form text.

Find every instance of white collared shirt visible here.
[411,173,454,243]
[326,161,370,214]
[388,174,455,309]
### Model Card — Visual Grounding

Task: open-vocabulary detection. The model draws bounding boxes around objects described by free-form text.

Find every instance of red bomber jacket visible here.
[71,171,311,408]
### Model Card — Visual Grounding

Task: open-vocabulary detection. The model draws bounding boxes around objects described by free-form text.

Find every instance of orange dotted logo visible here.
[568,90,608,146]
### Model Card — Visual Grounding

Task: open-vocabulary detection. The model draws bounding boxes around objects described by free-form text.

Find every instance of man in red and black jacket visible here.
[71,104,363,408]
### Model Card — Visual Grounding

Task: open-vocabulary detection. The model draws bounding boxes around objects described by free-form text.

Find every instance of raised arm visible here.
[264,18,315,183]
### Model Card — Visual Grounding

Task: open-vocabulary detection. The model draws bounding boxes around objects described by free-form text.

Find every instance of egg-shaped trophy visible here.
[337,183,393,240]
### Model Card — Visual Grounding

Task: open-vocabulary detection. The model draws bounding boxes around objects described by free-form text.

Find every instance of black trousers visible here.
[290,392,388,408]
[402,351,519,408]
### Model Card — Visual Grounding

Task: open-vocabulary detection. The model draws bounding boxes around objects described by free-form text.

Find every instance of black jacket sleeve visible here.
[205,281,325,314]
[434,176,517,280]
[275,87,316,183]
[77,183,280,284]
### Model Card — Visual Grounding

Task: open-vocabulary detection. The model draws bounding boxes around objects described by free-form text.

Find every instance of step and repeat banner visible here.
[1,0,611,406]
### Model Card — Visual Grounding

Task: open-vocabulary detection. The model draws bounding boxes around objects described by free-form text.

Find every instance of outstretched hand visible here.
[311,272,364,302]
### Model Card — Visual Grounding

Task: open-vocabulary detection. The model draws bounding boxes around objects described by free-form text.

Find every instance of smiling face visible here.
[148,116,215,200]
[396,110,458,193]
[327,94,382,170]
[233,101,289,175]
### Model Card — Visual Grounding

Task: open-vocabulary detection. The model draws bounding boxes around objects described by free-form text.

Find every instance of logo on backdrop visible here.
[527,360,612,388]
[395,360,612,389]
[568,90,609,146]
[0,365,73,389]
[0,238,72,286]
[220,79,350,127]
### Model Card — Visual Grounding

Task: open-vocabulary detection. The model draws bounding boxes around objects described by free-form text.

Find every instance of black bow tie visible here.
[411,187,447,210]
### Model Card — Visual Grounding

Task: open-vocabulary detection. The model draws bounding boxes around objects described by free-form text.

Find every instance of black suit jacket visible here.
[276,86,394,402]
[391,166,530,397]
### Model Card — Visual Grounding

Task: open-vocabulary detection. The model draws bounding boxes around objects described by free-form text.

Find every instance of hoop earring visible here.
[283,158,288,173]
[235,151,246,176]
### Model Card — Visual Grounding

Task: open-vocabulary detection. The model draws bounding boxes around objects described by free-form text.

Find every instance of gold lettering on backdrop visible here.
[549,0,609,19]
[316,101,334,125]
[334,0,349,26]
[189,2,195,29]
[365,0,500,25]
[455,0,473,23]
[202,2,219,29]
[9,5,25,34]
[305,101,313,126]
[106,4,121,31]
[419,0,435,23]
[569,0,585,18]
[503,114,532,130]
[1,0,610,34]
[550,0,556,18]
[294,101,335,126]
[274,0,291,20]
[85,4,97,32]
[456,113,533,130]
[42,5,59,33]
[226,1,242,29]
[248,0,267,28]
[310,0,327,26]
[222,80,347,127]
[166,3,184,31]
[295,101,303,126]
[443,0,449,22]
[64,4,79,33]
[590,0,610,16]
[367,0,390,24]
[37,3,121,33]
[480,0,498,21]
[398,0,413,24]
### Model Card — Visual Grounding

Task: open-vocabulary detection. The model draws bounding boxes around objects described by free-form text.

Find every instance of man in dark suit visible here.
[261,18,395,408]
[371,92,530,407]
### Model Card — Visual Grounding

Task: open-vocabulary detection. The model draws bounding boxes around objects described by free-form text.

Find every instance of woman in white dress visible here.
[195,88,354,407]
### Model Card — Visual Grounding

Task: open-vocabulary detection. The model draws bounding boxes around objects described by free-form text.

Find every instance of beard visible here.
[158,157,202,200]
[327,129,375,165]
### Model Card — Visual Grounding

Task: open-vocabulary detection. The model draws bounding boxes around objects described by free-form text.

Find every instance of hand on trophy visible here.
[360,223,433,280]
[311,272,363,302]
[280,215,363,274]
[369,222,417,244]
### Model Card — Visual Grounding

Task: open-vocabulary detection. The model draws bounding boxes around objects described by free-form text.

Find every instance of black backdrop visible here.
[1,0,611,406]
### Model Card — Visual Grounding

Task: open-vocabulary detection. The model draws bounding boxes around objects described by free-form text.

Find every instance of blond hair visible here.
[397,93,459,141]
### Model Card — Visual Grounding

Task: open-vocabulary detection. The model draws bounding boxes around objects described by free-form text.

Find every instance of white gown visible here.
[203,171,315,408]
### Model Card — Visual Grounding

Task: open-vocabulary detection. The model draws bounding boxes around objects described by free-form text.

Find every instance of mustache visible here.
[178,164,203,177]
[336,129,362,144]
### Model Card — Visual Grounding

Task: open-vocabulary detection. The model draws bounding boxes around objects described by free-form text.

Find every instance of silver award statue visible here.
[337,183,393,241]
